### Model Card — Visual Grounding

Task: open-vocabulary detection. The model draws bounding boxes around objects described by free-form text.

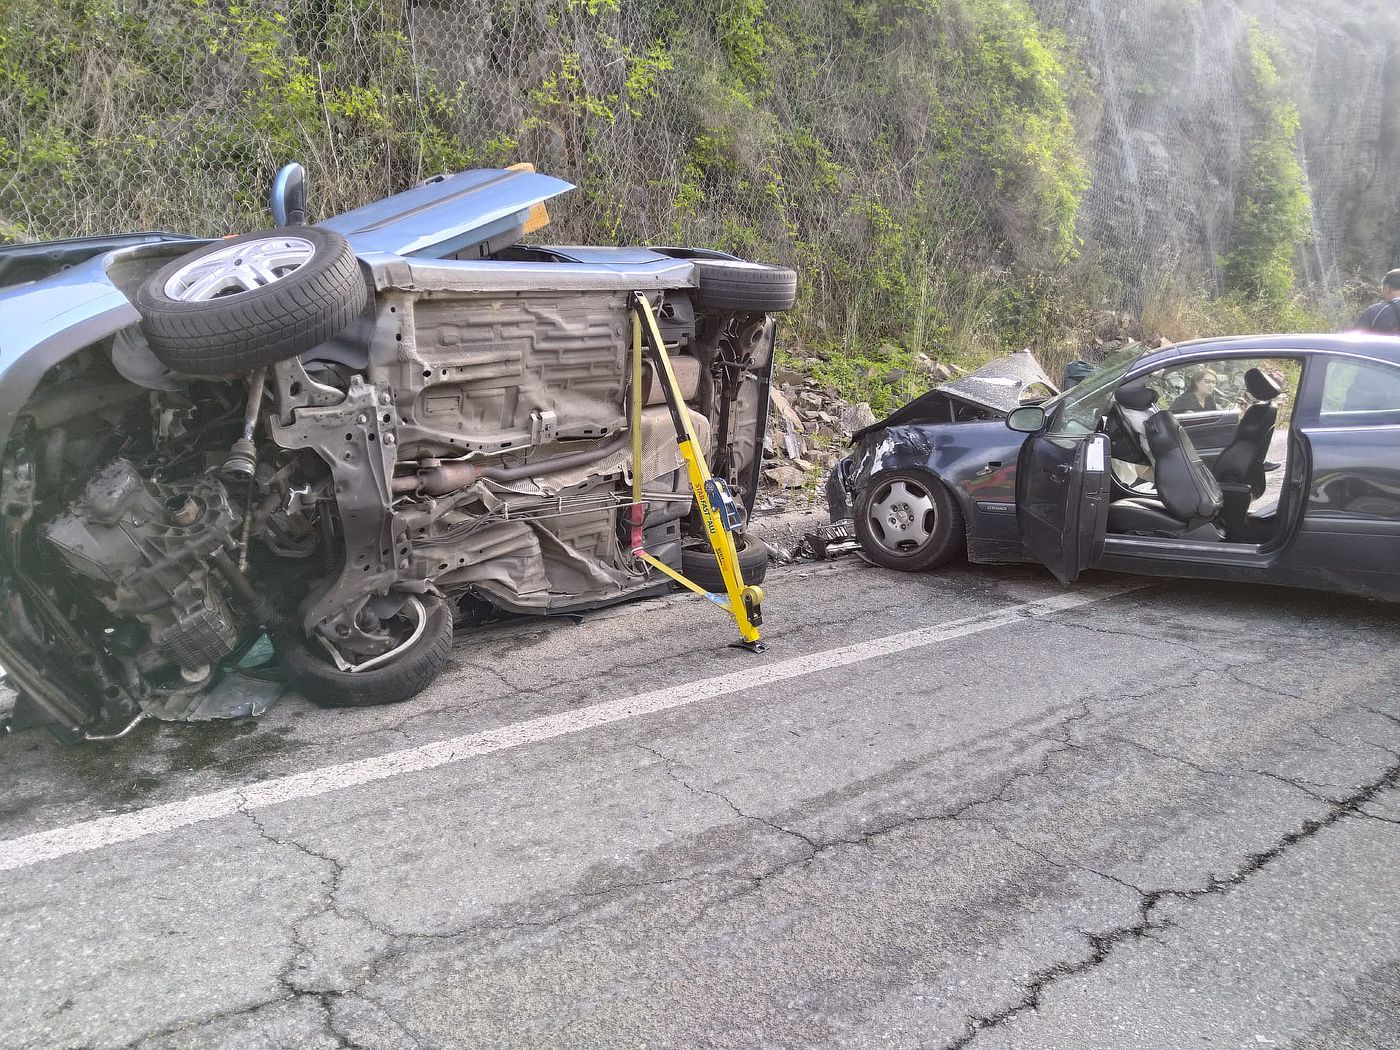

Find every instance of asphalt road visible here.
[1,555,1398,1050]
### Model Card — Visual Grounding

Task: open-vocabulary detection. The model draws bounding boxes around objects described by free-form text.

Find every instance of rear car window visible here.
[1319,358,1400,426]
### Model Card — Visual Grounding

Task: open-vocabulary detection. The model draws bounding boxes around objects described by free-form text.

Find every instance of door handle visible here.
[1050,463,1072,483]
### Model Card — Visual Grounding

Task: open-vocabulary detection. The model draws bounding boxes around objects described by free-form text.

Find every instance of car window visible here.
[1319,358,1400,425]
[1043,345,1142,436]
[1142,357,1300,428]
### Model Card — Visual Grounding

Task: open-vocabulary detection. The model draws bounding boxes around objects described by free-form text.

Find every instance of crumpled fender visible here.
[828,419,1027,529]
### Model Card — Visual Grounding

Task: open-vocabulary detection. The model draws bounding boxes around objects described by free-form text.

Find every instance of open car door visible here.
[1016,430,1111,583]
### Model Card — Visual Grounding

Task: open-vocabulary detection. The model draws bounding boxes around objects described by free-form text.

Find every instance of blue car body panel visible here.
[0,165,788,734]
[0,168,703,449]
[0,253,142,447]
[320,168,573,258]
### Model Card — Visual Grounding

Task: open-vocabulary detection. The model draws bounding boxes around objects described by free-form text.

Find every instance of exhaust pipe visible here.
[393,432,630,496]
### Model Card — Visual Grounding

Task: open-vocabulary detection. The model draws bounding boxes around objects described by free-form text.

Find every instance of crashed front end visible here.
[0,258,290,735]
[826,350,1056,520]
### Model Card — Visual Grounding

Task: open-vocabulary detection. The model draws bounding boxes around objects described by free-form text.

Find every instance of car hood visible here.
[320,167,574,259]
[853,349,1058,440]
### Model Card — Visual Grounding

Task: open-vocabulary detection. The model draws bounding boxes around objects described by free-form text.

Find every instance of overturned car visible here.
[0,166,794,738]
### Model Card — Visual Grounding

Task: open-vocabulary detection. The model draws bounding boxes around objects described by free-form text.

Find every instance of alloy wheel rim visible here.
[164,235,316,302]
[867,479,936,556]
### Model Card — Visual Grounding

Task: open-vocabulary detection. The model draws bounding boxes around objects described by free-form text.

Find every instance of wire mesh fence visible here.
[2,0,1393,336]
[1,0,474,240]
[1,0,1076,354]
[0,0,856,340]
[0,0,776,247]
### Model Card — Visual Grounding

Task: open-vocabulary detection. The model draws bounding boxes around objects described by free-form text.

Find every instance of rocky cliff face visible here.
[4,0,1386,326]
[1031,0,1400,309]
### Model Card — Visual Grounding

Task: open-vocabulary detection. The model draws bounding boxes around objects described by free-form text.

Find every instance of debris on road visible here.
[769,520,861,565]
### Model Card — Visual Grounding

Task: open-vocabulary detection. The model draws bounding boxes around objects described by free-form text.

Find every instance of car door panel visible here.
[1280,424,1400,596]
[1266,353,1400,598]
[1017,431,1111,583]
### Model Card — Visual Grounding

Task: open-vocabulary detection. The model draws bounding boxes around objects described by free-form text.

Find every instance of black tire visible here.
[691,259,798,313]
[277,595,454,708]
[853,469,965,572]
[680,534,770,591]
[134,226,367,376]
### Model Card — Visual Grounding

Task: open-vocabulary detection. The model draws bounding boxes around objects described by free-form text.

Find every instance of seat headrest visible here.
[1244,367,1282,401]
[1114,384,1158,411]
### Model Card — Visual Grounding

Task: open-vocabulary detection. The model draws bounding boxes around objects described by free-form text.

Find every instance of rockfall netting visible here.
[3,0,1398,327]
[0,0,1092,358]
[1029,0,1400,309]
[0,0,862,252]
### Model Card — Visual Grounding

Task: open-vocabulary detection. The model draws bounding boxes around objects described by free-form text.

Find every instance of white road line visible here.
[0,582,1145,874]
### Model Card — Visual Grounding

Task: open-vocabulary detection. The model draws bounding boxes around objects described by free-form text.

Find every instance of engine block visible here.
[45,460,241,672]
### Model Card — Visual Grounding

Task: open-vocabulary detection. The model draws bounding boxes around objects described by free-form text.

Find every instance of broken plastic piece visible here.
[795,519,860,561]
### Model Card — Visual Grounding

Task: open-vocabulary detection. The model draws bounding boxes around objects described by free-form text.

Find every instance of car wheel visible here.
[854,470,965,571]
[680,534,770,590]
[690,259,798,313]
[134,226,367,376]
[277,594,454,708]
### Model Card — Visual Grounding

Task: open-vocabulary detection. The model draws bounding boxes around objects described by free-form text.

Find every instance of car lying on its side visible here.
[0,165,794,739]
[828,338,1400,599]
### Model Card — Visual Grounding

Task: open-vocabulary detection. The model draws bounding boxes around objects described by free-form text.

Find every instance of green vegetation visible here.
[0,0,468,238]
[655,0,1089,407]
[1140,276,1328,344]
[793,341,929,419]
[1221,22,1313,311]
[0,0,1344,410]
[1131,23,1332,349]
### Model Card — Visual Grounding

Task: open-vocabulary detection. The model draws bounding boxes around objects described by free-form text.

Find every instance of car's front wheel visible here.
[854,469,964,571]
[277,594,455,708]
[134,226,366,375]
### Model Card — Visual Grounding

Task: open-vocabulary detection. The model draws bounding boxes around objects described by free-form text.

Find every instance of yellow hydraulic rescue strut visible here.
[628,291,767,653]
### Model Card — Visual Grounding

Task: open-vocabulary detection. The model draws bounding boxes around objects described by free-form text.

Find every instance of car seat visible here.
[1107,393,1224,539]
[1104,383,1157,465]
[1210,367,1281,538]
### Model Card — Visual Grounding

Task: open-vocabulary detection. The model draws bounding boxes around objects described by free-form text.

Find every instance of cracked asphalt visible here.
[2,556,1398,1049]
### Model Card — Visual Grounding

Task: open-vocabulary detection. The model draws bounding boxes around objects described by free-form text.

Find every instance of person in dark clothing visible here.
[1352,269,1400,332]
[1169,368,1227,413]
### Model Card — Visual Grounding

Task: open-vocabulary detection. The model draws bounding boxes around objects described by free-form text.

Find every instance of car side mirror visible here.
[1006,406,1046,433]
[270,163,307,227]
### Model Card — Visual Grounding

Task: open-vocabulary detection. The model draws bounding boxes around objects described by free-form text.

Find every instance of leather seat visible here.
[1213,368,1281,496]
[1105,383,1157,465]
[1107,396,1224,539]
[1212,368,1282,539]
[1107,496,1196,535]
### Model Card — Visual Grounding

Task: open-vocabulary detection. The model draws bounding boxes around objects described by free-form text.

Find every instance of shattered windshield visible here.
[1044,345,1144,436]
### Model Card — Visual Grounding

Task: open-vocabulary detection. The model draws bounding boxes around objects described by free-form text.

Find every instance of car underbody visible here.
[0,168,793,738]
